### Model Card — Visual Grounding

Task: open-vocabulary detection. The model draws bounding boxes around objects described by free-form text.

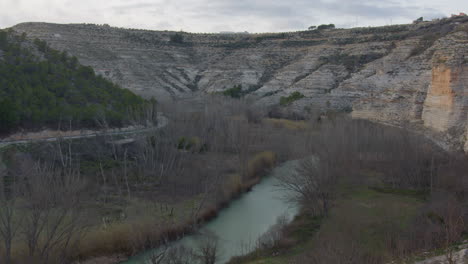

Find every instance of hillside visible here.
[0,29,146,133]
[11,17,468,151]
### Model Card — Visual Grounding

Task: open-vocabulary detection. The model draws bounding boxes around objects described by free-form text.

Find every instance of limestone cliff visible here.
[11,18,468,151]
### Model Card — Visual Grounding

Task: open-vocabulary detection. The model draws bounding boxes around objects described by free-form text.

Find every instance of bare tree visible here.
[22,161,87,263]
[278,156,337,217]
[149,245,195,264]
[195,231,220,264]
[256,214,289,250]
[0,163,22,264]
[227,120,253,180]
[424,192,466,264]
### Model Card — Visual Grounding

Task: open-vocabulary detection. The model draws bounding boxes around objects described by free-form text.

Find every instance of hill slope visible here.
[11,18,468,151]
[0,29,145,133]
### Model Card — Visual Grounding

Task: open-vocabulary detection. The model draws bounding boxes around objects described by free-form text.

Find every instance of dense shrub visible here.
[222,85,243,98]
[170,33,184,44]
[317,24,335,30]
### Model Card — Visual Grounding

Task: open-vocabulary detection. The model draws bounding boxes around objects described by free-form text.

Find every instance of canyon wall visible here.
[12,18,468,151]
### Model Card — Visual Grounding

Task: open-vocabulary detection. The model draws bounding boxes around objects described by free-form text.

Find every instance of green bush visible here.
[280,92,305,106]
[0,98,19,132]
[177,136,200,151]
[317,24,335,30]
[170,33,184,44]
[222,85,243,98]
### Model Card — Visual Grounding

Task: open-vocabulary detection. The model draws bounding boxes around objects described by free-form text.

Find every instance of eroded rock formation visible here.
[11,18,468,151]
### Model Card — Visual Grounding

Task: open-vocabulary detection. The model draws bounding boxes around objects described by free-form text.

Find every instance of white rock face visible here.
[12,20,468,151]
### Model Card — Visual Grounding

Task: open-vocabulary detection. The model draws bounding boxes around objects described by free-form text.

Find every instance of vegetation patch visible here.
[254,33,288,43]
[409,32,442,57]
[319,52,385,72]
[317,24,335,30]
[221,85,261,99]
[247,151,276,179]
[170,33,184,44]
[280,40,326,47]
[279,92,305,106]
[215,41,254,49]
[222,85,243,98]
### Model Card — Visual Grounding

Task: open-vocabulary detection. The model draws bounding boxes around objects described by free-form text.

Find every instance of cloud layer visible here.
[1,0,466,32]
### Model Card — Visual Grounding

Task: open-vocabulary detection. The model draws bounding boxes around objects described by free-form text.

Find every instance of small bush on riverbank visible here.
[247,151,276,179]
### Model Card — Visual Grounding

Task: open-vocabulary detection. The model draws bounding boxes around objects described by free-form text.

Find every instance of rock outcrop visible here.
[11,18,468,151]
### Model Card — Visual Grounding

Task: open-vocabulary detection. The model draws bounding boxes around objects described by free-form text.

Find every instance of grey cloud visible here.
[111,2,162,15]
[0,0,466,32]
[201,1,295,17]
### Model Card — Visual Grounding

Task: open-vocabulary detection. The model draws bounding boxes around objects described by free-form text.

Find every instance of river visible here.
[122,160,300,264]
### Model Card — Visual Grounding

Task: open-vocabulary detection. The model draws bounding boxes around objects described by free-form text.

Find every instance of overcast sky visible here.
[1,0,467,33]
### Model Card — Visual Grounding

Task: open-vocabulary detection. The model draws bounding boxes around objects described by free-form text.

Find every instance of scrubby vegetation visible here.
[279,92,305,106]
[350,24,410,34]
[0,29,145,133]
[221,85,243,98]
[409,32,442,57]
[280,40,326,47]
[220,85,261,99]
[319,52,385,72]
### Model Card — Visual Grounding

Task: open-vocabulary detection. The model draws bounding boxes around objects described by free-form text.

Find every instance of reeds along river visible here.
[122,160,300,264]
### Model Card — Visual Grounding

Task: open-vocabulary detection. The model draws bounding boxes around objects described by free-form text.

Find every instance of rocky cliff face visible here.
[12,18,468,152]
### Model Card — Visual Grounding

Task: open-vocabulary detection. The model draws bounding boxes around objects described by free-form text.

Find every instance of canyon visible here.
[12,17,468,152]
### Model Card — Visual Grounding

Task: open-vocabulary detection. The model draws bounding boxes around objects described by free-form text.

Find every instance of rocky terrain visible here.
[11,17,468,152]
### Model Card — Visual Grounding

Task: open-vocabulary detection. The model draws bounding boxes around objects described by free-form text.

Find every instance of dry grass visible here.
[74,223,135,259]
[223,173,243,198]
[265,118,308,130]
[73,217,199,262]
[247,151,277,179]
